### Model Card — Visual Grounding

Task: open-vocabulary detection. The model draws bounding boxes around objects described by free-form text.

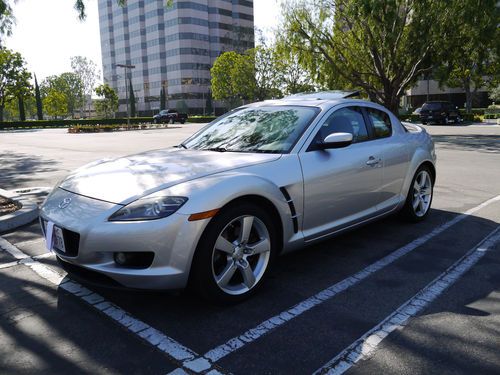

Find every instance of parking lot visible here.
[0,123,499,374]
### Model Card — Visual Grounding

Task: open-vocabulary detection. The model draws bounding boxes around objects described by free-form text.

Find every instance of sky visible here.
[4,0,282,82]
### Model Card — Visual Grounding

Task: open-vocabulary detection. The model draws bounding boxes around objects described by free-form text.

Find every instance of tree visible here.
[211,48,282,108]
[281,0,449,113]
[41,73,84,118]
[17,94,25,121]
[274,39,317,95]
[176,99,188,114]
[0,47,31,121]
[160,87,166,110]
[434,0,499,113]
[71,56,99,117]
[211,51,243,109]
[489,85,500,103]
[129,77,136,117]
[0,0,14,43]
[43,89,67,119]
[94,83,118,118]
[34,74,43,120]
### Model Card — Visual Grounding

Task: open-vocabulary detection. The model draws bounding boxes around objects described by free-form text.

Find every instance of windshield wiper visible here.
[203,147,227,152]
[178,143,187,149]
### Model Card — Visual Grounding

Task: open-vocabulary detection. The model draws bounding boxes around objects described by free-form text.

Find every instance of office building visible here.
[98,0,254,115]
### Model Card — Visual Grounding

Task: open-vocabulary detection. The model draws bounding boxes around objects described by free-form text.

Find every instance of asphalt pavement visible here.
[0,123,499,374]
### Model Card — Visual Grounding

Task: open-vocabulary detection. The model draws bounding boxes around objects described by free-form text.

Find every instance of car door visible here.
[299,105,384,241]
[364,107,409,212]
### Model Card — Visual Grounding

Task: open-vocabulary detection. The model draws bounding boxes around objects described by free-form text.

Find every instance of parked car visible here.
[153,109,187,124]
[40,92,436,303]
[420,101,461,125]
[412,107,422,115]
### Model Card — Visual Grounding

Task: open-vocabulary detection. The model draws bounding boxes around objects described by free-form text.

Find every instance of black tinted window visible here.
[366,108,392,138]
[422,102,443,111]
[316,107,369,143]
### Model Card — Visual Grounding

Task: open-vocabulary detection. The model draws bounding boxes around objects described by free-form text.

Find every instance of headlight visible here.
[108,196,188,221]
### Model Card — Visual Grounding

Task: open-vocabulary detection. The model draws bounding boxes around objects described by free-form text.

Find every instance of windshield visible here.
[183,106,319,153]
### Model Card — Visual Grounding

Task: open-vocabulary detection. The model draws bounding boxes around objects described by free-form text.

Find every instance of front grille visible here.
[61,229,80,257]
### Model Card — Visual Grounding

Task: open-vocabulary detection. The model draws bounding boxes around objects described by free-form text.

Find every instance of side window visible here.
[366,108,392,138]
[315,106,369,144]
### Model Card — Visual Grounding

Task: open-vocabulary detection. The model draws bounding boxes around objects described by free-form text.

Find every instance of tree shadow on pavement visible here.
[0,152,60,189]
[432,134,500,154]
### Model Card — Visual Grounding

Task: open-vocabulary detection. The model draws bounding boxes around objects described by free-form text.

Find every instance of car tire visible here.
[170,117,175,124]
[180,119,186,124]
[454,116,460,124]
[153,118,158,124]
[422,122,427,125]
[190,202,278,303]
[443,116,449,125]
[400,165,434,222]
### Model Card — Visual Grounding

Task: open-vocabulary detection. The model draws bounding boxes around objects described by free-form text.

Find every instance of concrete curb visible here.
[0,187,52,233]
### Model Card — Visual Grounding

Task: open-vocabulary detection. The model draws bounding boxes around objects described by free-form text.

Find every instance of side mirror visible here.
[317,132,353,150]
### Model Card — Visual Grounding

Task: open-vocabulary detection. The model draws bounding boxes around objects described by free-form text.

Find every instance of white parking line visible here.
[198,195,500,364]
[0,237,225,375]
[314,226,500,375]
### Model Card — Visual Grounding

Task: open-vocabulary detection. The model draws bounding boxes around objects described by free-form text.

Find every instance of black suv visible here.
[420,101,461,125]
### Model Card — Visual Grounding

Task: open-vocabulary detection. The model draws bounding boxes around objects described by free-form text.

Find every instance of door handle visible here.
[366,156,381,166]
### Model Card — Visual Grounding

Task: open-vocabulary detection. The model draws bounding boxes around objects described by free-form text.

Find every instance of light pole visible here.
[116,63,135,128]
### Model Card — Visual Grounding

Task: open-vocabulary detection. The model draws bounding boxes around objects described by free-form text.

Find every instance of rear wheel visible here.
[401,166,434,222]
[190,202,277,303]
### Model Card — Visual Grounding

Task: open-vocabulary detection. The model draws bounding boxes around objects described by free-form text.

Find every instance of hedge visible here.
[187,116,217,123]
[0,117,152,130]
[0,116,218,130]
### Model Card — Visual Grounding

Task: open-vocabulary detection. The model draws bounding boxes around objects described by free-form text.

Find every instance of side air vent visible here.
[279,187,299,233]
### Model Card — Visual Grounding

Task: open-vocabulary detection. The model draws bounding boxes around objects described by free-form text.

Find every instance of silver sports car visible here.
[40,92,436,302]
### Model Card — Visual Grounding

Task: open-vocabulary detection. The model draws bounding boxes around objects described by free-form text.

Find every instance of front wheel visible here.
[400,166,434,222]
[190,202,277,303]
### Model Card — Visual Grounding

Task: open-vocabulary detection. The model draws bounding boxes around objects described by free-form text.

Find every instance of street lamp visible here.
[116,63,135,128]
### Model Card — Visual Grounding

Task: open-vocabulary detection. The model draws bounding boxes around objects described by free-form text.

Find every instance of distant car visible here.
[153,109,187,124]
[420,101,461,125]
[40,92,436,302]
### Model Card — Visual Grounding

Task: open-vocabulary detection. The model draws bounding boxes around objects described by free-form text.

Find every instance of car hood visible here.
[59,148,281,204]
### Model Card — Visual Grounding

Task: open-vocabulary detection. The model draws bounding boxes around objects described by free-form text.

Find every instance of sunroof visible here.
[285,90,361,100]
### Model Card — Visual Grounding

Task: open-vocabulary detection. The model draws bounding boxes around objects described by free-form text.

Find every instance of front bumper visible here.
[40,188,208,290]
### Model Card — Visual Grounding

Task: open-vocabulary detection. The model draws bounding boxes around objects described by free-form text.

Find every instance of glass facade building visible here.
[98,0,254,115]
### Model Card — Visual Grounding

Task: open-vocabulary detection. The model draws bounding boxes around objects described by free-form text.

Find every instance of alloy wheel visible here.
[211,215,271,295]
[412,170,432,217]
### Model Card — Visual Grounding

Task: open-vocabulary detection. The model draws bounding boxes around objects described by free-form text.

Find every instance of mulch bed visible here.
[0,196,20,217]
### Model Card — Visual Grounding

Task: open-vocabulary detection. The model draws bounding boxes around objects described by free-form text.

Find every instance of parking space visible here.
[0,123,499,374]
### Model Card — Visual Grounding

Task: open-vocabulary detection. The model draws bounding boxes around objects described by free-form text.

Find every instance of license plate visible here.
[53,226,66,253]
[428,116,433,119]
[44,220,66,253]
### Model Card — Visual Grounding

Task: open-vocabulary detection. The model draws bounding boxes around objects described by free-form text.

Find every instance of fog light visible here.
[113,251,155,269]
[114,252,129,265]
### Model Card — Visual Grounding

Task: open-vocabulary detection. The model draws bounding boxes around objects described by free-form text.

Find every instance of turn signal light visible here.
[188,209,220,221]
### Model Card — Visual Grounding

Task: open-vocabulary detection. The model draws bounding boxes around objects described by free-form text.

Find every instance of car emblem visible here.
[58,197,72,209]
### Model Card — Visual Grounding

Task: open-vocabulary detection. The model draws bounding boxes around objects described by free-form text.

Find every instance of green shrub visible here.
[188,115,217,123]
[0,117,152,130]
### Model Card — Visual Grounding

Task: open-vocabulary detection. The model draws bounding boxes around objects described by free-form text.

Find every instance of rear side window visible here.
[366,108,392,138]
